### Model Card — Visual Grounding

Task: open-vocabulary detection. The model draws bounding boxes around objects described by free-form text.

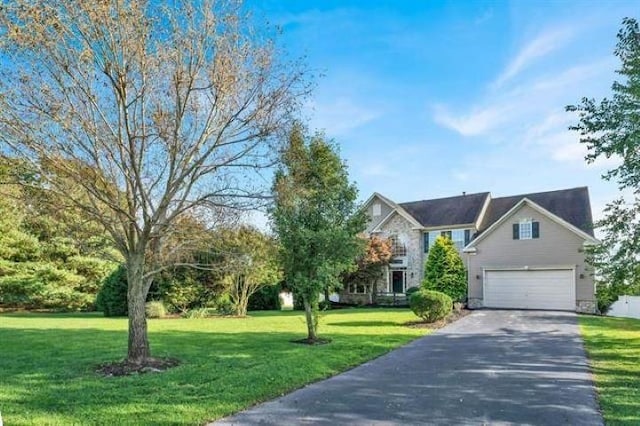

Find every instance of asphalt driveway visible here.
[214,310,602,425]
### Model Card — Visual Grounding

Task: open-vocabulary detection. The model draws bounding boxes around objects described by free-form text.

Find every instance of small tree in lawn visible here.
[271,125,366,342]
[422,236,467,302]
[567,18,640,312]
[218,226,282,317]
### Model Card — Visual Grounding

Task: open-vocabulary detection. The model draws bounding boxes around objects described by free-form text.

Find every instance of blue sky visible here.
[247,0,638,224]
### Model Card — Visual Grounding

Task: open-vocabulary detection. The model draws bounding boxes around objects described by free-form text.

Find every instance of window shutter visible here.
[512,223,519,240]
[532,221,540,238]
[423,233,429,253]
[464,229,471,245]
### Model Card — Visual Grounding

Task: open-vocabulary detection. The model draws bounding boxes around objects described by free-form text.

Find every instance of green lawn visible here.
[0,308,428,425]
[579,315,640,425]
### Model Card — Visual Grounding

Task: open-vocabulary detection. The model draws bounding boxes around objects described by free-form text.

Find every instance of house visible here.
[341,187,598,313]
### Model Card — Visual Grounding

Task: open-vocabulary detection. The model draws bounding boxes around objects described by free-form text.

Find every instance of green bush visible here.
[423,236,467,302]
[410,289,453,322]
[0,261,93,311]
[182,307,217,318]
[67,256,117,294]
[0,229,41,262]
[214,293,235,316]
[145,301,167,318]
[248,284,281,311]
[96,265,128,317]
[160,275,203,314]
[405,286,420,297]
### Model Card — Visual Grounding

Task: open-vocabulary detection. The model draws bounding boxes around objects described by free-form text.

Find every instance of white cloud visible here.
[493,26,576,88]
[306,97,381,136]
[433,58,615,141]
[432,103,512,137]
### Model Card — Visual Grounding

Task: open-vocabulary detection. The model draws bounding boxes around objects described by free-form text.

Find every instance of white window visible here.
[428,231,440,249]
[372,203,382,217]
[349,283,368,294]
[451,229,466,250]
[389,235,407,256]
[519,220,532,240]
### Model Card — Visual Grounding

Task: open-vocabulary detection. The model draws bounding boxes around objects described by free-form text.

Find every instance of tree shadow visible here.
[0,320,422,425]
[325,321,399,327]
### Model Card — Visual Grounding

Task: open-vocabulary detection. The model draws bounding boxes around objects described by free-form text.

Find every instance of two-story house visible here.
[341,187,598,313]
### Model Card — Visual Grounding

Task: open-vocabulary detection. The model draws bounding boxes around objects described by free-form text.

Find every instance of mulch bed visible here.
[96,357,180,377]
[405,308,471,330]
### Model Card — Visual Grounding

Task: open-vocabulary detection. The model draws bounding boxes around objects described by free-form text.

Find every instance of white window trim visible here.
[519,219,533,240]
[372,202,382,217]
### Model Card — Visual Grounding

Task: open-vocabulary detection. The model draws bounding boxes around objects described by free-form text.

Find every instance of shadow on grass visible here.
[325,321,399,327]
[0,322,421,425]
[0,311,107,319]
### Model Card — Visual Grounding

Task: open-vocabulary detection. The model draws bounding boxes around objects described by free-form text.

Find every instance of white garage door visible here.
[484,269,574,311]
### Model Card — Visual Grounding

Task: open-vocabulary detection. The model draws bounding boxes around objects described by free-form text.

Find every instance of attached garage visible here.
[483,269,575,311]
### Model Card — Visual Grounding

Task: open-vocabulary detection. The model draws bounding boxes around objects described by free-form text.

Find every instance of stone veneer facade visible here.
[374,212,423,291]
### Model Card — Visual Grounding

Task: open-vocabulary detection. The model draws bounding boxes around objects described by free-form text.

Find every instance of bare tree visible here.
[0,0,307,364]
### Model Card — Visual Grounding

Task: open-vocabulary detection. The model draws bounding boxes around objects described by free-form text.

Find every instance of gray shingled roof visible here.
[478,187,594,236]
[399,192,490,228]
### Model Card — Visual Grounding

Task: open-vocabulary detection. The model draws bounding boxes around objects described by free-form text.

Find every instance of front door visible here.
[392,270,405,293]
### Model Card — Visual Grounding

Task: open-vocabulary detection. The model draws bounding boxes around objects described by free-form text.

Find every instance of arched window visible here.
[389,235,407,256]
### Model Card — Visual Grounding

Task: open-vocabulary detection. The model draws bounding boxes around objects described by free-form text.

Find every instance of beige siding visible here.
[365,196,394,233]
[467,204,595,311]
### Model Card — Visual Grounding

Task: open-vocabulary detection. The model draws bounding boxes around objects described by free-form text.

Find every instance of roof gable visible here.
[478,187,594,236]
[465,197,599,250]
[363,192,423,231]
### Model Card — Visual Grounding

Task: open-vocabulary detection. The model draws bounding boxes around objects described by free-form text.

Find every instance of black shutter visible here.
[424,233,429,252]
[512,223,519,240]
[464,229,471,245]
[532,221,540,238]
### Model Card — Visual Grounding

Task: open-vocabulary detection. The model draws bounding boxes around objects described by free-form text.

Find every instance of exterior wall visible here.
[376,212,423,290]
[466,204,595,312]
[365,196,394,233]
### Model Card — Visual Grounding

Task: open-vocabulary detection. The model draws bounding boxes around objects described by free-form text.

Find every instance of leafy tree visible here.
[0,159,117,311]
[343,235,393,299]
[567,18,640,310]
[271,125,366,342]
[422,236,467,302]
[0,1,307,364]
[96,265,129,317]
[217,226,281,316]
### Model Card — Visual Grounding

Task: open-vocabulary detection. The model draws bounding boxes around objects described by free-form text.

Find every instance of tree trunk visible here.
[302,294,317,341]
[127,256,150,364]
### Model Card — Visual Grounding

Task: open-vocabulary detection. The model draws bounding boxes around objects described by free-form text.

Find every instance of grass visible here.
[579,315,640,425]
[0,308,429,425]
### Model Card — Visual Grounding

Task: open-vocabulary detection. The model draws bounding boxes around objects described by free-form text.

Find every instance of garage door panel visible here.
[484,269,574,311]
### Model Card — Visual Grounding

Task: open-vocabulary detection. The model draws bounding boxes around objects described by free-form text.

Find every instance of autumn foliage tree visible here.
[0,0,307,364]
[343,235,393,295]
